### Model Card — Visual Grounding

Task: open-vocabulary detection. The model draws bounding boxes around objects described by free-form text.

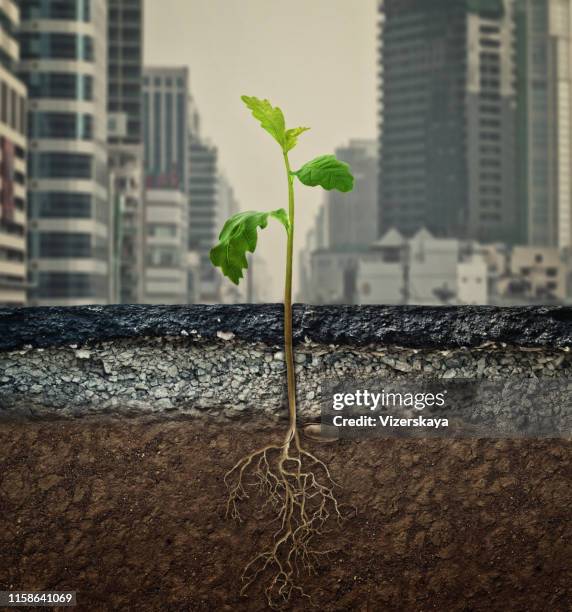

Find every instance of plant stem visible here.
[283,152,297,444]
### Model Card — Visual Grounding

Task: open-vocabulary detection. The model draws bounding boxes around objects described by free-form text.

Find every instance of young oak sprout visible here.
[209,95,354,608]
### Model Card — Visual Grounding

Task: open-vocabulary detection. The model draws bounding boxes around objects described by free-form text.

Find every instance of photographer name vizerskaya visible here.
[331,414,449,429]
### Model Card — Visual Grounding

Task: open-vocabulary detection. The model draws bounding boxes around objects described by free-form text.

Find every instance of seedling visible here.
[210,95,354,607]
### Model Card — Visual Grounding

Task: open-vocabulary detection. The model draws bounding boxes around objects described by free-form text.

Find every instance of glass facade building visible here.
[188,119,218,302]
[378,0,517,244]
[516,0,572,248]
[0,0,27,305]
[19,0,110,305]
[107,0,144,303]
[141,67,189,304]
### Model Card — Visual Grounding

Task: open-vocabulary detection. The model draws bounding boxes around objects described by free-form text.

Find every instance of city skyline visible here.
[2,1,572,306]
[143,0,379,299]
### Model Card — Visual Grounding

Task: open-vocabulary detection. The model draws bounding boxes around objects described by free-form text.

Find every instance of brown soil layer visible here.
[0,419,571,611]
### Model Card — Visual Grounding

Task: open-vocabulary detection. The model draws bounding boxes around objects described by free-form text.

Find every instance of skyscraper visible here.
[108,0,144,303]
[516,0,572,248]
[108,0,143,147]
[142,66,189,303]
[188,100,219,302]
[378,0,517,244]
[142,66,189,191]
[0,0,27,306]
[326,139,377,250]
[19,0,110,305]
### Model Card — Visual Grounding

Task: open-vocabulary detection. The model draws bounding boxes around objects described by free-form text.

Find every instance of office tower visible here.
[378,0,517,244]
[188,101,219,302]
[0,0,27,306]
[19,0,110,305]
[142,66,189,191]
[516,0,572,248]
[107,0,144,303]
[108,0,142,146]
[142,66,189,303]
[327,139,377,250]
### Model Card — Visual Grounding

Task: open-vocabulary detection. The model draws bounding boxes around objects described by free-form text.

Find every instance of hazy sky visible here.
[144,0,378,299]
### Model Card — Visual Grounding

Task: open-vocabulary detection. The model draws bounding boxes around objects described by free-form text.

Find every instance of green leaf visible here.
[294,155,354,192]
[284,126,310,153]
[241,95,286,148]
[210,209,289,285]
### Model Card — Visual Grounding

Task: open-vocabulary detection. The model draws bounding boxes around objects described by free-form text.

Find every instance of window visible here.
[147,247,180,267]
[19,33,94,61]
[20,0,90,21]
[24,73,93,101]
[28,112,93,139]
[0,81,7,123]
[148,224,177,238]
[38,232,92,258]
[30,152,93,179]
[36,272,106,299]
[165,91,173,169]
[29,192,93,219]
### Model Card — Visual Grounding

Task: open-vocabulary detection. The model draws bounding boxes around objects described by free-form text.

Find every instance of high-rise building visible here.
[327,139,377,250]
[516,0,572,248]
[378,0,517,244]
[0,0,27,306]
[19,0,110,305]
[142,66,189,192]
[142,66,189,303]
[188,100,219,302]
[108,0,144,303]
[108,0,142,147]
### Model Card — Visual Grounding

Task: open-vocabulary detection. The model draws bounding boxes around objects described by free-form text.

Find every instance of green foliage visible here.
[209,209,289,284]
[284,126,310,153]
[241,95,309,153]
[210,95,355,288]
[293,155,354,192]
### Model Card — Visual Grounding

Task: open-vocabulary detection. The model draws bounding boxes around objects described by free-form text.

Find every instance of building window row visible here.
[147,224,177,238]
[29,152,93,179]
[35,271,107,299]
[28,191,99,219]
[28,111,93,140]
[0,245,24,263]
[20,32,94,61]
[0,80,26,135]
[24,72,93,101]
[33,232,107,260]
[21,0,91,22]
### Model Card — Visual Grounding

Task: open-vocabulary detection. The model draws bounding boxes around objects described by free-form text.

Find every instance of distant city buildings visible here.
[142,187,188,304]
[20,0,110,306]
[378,0,517,244]
[5,1,572,307]
[327,139,377,250]
[107,0,144,303]
[357,229,485,305]
[142,66,190,303]
[301,224,572,306]
[188,100,219,302]
[515,0,572,248]
[142,66,189,192]
[0,0,27,306]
